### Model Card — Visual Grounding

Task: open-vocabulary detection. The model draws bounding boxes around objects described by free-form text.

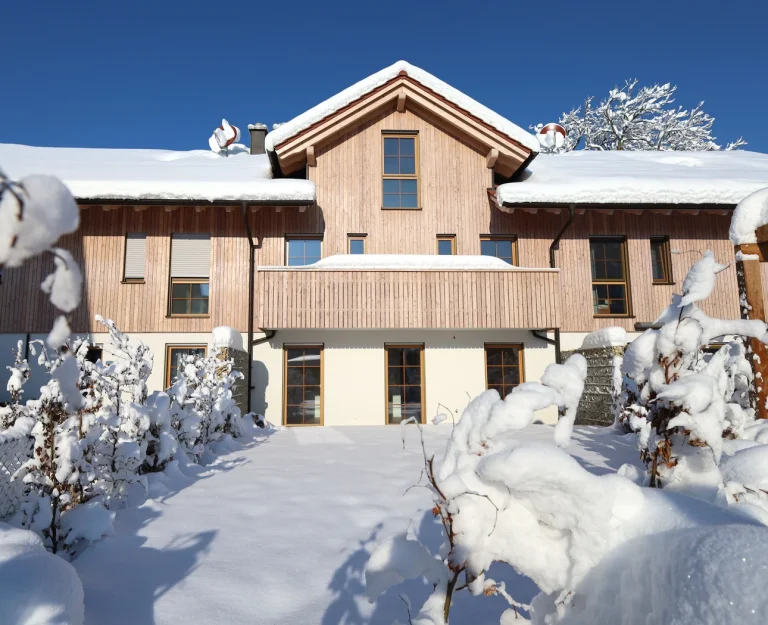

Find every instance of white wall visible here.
[251,329,558,426]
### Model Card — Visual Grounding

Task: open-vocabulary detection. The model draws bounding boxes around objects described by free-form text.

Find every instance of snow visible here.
[679,250,730,306]
[496,150,768,206]
[0,523,85,625]
[71,425,643,625]
[580,327,627,349]
[261,254,555,271]
[265,60,540,154]
[729,187,768,245]
[0,143,316,204]
[211,326,244,351]
[46,315,71,349]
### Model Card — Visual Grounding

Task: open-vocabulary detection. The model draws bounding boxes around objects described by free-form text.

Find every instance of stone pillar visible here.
[562,344,625,426]
[215,346,250,416]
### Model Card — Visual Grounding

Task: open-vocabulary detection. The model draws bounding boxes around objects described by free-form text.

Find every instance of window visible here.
[123,233,146,282]
[437,235,455,255]
[480,236,517,265]
[348,235,366,255]
[284,346,323,426]
[85,346,103,364]
[386,345,424,424]
[165,345,207,388]
[650,237,673,284]
[382,134,419,209]
[169,234,210,316]
[286,237,322,266]
[485,344,523,399]
[590,238,631,316]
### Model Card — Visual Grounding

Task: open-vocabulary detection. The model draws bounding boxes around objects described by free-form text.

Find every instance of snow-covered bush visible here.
[1,340,32,428]
[534,79,746,153]
[616,251,768,514]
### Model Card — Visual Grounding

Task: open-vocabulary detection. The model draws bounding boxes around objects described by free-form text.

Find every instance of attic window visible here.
[382,135,419,209]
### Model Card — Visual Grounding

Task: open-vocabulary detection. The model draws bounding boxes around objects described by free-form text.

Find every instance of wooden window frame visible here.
[384,343,425,425]
[283,345,324,427]
[650,236,673,285]
[165,344,207,388]
[436,235,456,255]
[168,277,210,318]
[285,234,323,266]
[590,236,633,318]
[348,234,367,254]
[122,233,146,284]
[480,235,519,265]
[484,343,525,399]
[382,133,420,210]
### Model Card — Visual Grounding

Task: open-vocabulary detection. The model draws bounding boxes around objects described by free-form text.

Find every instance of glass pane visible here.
[488,385,503,397]
[496,240,512,258]
[405,386,422,403]
[388,367,403,385]
[607,261,623,280]
[504,368,520,385]
[383,179,400,193]
[383,194,400,208]
[388,406,403,425]
[405,367,421,385]
[191,299,209,314]
[592,261,606,280]
[401,179,417,193]
[384,138,399,155]
[303,348,321,362]
[487,366,502,385]
[610,299,627,315]
[286,408,303,425]
[384,157,400,175]
[502,349,519,365]
[591,243,605,261]
[287,240,304,256]
[191,283,208,298]
[486,349,502,365]
[287,367,303,385]
[437,239,453,255]
[400,194,418,208]
[604,242,621,259]
[305,240,321,257]
[404,348,420,366]
[304,367,320,385]
[404,405,422,422]
[171,299,190,314]
[349,239,365,254]
[286,349,303,362]
[480,240,496,256]
[287,387,303,405]
[304,386,321,402]
[608,284,626,299]
[388,386,405,404]
[388,349,403,366]
[399,138,415,156]
[400,157,415,175]
[172,283,190,298]
[191,348,206,359]
[304,408,320,425]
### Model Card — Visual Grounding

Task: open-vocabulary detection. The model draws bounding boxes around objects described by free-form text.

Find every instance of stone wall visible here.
[563,345,625,426]
[215,347,250,416]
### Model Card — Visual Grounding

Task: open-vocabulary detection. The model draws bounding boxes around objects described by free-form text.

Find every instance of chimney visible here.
[248,123,268,155]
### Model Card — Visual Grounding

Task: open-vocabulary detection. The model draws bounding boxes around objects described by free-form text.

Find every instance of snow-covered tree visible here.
[1,340,32,428]
[533,79,746,153]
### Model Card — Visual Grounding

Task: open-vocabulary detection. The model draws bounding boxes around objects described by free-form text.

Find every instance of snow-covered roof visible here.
[496,150,768,206]
[264,60,540,154]
[259,254,558,271]
[0,143,316,204]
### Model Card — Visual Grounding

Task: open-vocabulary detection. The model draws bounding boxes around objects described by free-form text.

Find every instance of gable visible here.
[267,61,538,179]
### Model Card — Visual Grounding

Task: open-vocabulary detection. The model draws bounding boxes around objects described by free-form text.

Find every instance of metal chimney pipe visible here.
[248,123,268,155]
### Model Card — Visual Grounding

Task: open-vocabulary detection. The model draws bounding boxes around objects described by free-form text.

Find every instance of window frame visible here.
[285,235,323,266]
[347,234,367,255]
[168,277,210,318]
[484,343,525,399]
[589,236,633,318]
[165,344,207,389]
[479,235,519,265]
[436,235,456,255]
[382,133,420,210]
[283,344,324,427]
[650,236,673,285]
[384,343,425,425]
[122,232,147,284]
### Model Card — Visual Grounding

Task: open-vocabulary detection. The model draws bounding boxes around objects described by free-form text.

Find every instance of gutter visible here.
[240,202,257,414]
[253,329,276,346]
[78,197,314,207]
[531,329,561,364]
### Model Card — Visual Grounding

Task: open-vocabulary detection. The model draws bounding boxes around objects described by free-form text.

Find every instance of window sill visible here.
[381,207,422,211]
[593,314,635,319]
[166,314,211,319]
[652,281,675,286]
[121,279,146,285]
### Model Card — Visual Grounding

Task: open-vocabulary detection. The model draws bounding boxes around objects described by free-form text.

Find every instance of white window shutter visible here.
[170,234,211,278]
[124,233,146,280]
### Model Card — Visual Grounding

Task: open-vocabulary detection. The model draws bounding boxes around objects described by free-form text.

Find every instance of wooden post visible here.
[735,246,768,419]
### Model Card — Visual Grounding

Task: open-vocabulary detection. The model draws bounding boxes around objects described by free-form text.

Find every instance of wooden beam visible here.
[735,246,768,420]
[275,206,282,213]
[102,206,117,212]
[306,145,316,167]
[736,243,768,263]
[594,208,615,215]
[486,148,499,169]
[133,205,149,212]
[195,206,206,213]
[575,208,586,215]
[225,206,235,213]
[522,207,538,214]
[164,206,177,212]
[756,224,768,244]
[624,209,643,215]
[704,209,730,216]
[299,206,307,213]
[396,92,406,113]
[250,206,260,213]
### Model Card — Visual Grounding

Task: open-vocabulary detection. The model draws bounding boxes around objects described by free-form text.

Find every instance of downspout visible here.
[253,329,276,346]
[241,201,256,414]
[531,328,561,364]
[549,204,576,269]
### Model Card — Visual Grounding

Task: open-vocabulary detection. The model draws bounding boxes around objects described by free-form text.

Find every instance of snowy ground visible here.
[73,424,640,625]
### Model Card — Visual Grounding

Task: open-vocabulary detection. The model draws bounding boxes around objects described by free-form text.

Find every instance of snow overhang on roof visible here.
[495,150,768,208]
[265,60,539,179]
[0,143,316,205]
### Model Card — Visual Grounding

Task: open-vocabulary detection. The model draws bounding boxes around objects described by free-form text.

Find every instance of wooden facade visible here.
[0,103,757,336]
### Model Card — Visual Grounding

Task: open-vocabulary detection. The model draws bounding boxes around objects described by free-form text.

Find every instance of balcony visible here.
[256,256,561,329]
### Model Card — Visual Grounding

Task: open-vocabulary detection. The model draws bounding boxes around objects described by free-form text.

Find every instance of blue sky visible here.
[2,0,766,152]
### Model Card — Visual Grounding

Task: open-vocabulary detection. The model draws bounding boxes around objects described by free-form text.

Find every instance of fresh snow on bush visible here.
[730,186,768,245]
[211,326,244,351]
